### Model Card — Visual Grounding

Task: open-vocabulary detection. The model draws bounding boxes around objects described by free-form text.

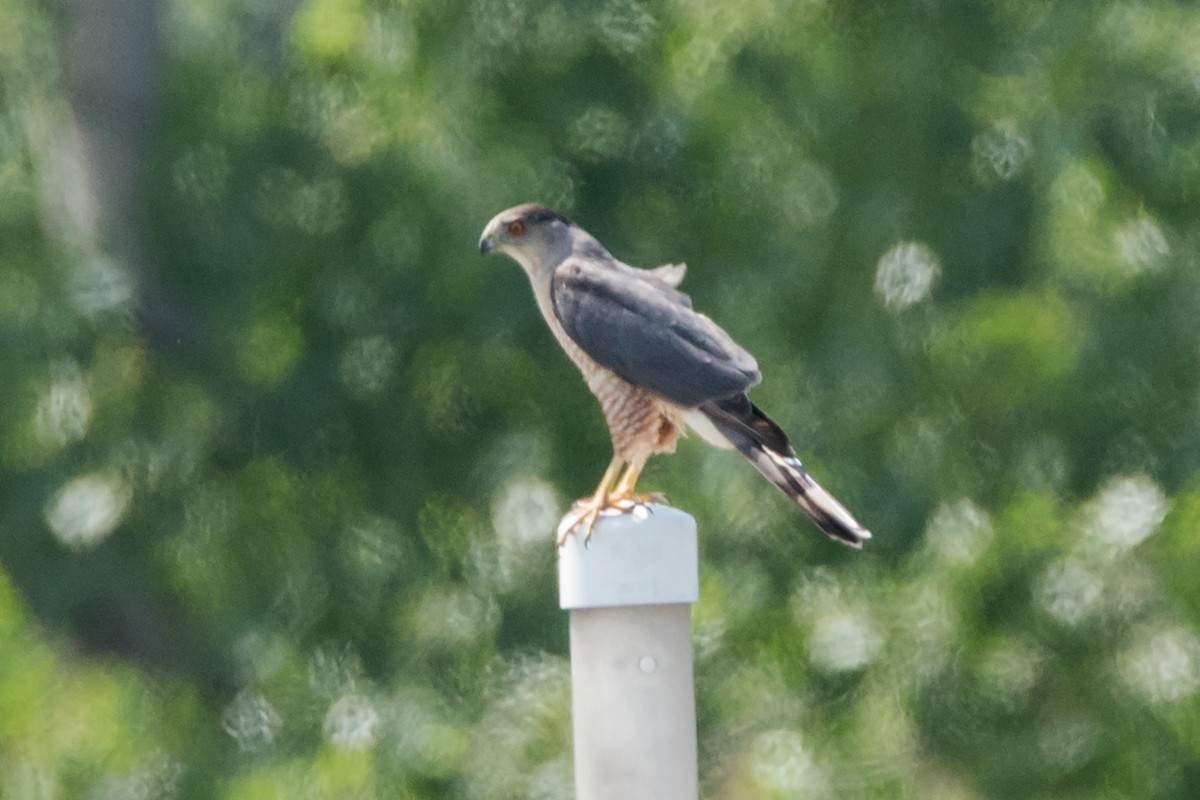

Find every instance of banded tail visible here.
[699,394,872,548]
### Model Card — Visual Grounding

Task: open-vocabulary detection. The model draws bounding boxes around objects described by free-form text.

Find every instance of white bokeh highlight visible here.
[925,498,994,565]
[491,476,559,546]
[597,0,657,55]
[1115,215,1170,275]
[36,358,91,447]
[971,122,1032,183]
[323,693,381,750]
[978,636,1044,712]
[44,472,132,548]
[875,241,940,310]
[1035,556,1104,627]
[1084,474,1169,555]
[1118,624,1200,707]
[340,335,398,397]
[807,606,884,673]
[308,642,364,697]
[69,256,134,318]
[221,690,283,752]
[747,729,829,796]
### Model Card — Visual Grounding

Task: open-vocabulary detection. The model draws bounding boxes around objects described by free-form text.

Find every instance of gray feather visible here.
[647,262,687,288]
[551,259,760,407]
[699,394,871,547]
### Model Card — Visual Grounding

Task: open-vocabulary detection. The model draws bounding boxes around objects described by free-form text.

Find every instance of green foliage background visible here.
[2,0,1200,797]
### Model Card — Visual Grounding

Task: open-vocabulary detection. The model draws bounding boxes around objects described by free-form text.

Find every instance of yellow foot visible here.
[555,492,670,546]
[555,497,607,546]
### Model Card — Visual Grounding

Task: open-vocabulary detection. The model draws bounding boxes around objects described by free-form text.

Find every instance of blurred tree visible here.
[1,0,1198,798]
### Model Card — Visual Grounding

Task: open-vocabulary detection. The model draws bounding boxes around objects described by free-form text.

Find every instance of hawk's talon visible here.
[555,492,669,546]
[556,500,613,546]
[556,505,595,546]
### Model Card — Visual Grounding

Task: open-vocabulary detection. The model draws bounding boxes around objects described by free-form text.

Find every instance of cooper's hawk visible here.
[479,203,871,548]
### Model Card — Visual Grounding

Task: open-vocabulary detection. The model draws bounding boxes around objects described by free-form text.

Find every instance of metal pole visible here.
[558,504,700,800]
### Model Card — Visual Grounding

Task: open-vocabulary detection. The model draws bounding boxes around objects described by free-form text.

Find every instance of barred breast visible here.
[531,279,682,465]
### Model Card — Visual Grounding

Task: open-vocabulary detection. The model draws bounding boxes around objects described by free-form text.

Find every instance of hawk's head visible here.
[479,203,575,271]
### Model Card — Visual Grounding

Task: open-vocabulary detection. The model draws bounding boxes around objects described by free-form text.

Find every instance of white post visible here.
[558,504,700,800]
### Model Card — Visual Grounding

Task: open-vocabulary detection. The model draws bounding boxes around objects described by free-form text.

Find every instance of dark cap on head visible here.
[505,203,574,227]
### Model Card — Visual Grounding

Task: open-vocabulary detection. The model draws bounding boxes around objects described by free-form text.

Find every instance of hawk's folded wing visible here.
[551,259,760,407]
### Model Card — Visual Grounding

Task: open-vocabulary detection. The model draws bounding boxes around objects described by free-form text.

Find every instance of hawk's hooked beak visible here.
[478,234,495,254]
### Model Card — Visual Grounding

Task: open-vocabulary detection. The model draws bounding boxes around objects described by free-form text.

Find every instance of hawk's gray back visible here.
[551,258,760,407]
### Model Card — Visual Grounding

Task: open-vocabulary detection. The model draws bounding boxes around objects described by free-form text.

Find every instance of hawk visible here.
[479,203,871,548]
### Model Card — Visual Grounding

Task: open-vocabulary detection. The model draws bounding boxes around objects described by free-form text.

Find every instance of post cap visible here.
[558,504,699,610]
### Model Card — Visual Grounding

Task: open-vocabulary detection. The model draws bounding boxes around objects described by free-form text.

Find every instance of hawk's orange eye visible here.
[507,220,525,236]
